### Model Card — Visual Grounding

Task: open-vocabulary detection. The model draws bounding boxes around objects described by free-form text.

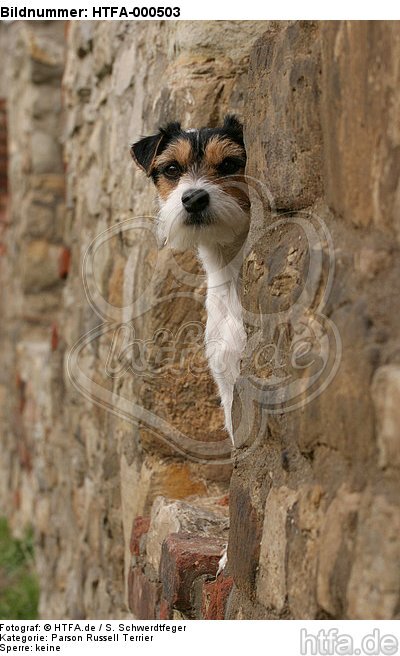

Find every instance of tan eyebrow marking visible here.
[154,138,193,169]
[204,136,245,167]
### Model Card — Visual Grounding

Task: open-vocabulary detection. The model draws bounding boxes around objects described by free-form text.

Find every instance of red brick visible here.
[160,532,227,614]
[58,246,71,279]
[129,515,150,556]
[128,567,161,620]
[202,573,234,620]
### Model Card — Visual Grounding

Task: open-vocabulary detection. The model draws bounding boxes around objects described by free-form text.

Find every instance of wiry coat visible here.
[131,116,250,443]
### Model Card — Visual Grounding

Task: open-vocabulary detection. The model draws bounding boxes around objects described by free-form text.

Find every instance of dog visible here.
[131,115,250,444]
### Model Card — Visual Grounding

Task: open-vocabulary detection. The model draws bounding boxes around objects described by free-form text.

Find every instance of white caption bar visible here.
[0,621,399,656]
[0,0,400,20]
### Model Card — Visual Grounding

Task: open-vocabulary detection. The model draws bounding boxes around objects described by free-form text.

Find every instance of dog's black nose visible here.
[182,188,210,214]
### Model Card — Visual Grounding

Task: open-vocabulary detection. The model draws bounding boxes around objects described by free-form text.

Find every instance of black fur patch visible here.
[130,122,182,175]
[131,115,245,178]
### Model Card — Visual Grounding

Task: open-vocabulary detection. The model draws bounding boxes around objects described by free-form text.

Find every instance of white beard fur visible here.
[158,176,249,444]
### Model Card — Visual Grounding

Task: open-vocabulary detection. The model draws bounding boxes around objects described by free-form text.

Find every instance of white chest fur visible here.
[198,242,247,442]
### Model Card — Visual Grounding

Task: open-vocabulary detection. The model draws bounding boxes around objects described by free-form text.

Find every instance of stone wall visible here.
[0,20,266,619]
[228,20,400,620]
[0,21,68,619]
[0,19,399,620]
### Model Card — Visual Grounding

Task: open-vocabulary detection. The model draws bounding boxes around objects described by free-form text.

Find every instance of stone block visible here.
[287,484,326,619]
[21,198,55,239]
[320,21,400,233]
[20,240,65,292]
[129,516,150,557]
[201,573,234,620]
[128,566,161,620]
[257,486,298,612]
[158,598,172,620]
[160,532,226,615]
[27,27,65,83]
[316,485,360,617]
[354,247,391,281]
[245,21,323,210]
[347,493,400,619]
[371,365,400,469]
[31,132,62,174]
[146,496,228,574]
[228,479,263,599]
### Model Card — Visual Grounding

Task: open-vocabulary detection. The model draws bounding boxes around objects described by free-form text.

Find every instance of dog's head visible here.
[131,115,250,250]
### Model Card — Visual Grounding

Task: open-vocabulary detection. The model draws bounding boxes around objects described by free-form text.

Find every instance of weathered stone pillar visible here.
[228,19,400,620]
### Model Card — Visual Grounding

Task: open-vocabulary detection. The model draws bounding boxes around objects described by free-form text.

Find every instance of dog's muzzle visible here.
[181,188,210,214]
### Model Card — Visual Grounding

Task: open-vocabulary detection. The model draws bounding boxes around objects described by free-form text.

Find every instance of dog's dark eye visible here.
[218,157,244,175]
[163,162,181,179]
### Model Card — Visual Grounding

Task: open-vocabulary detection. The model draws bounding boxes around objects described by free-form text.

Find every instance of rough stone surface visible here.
[287,484,326,619]
[129,516,150,557]
[371,365,400,468]
[227,476,265,600]
[231,19,400,620]
[320,22,400,232]
[128,567,161,620]
[201,573,234,620]
[257,486,298,612]
[1,19,400,620]
[160,532,227,615]
[146,497,228,575]
[0,19,266,619]
[347,492,400,619]
[245,21,323,210]
[316,485,360,617]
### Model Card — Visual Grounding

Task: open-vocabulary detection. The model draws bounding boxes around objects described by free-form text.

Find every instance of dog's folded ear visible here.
[222,115,244,142]
[130,132,164,176]
[130,122,182,176]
